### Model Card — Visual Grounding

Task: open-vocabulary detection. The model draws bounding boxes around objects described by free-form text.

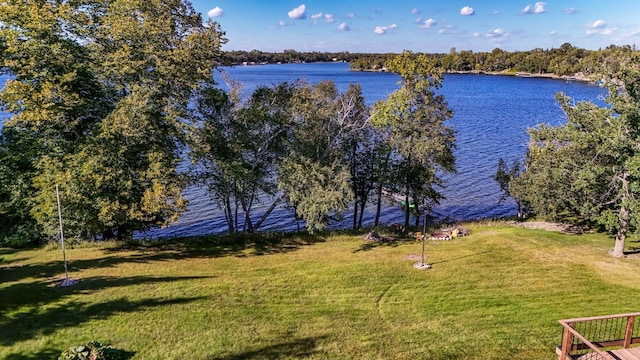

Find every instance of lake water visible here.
[0,63,609,237]
[143,62,607,237]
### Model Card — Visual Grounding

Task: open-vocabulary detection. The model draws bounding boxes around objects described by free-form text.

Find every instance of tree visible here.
[190,81,295,234]
[371,51,456,228]
[512,53,640,256]
[494,158,526,218]
[278,80,368,232]
[0,0,227,240]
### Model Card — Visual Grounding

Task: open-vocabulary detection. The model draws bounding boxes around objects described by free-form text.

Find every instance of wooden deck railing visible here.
[557,313,640,360]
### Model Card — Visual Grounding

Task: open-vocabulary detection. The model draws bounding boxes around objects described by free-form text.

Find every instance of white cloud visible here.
[419,19,437,29]
[288,4,306,20]
[325,14,334,23]
[460,6,474,16]
[412,8,421,14]
[374,24,397,35]
[486,28,507,38]
[438,25,456,34]
[338,22,350,31]
[522,2,546,15]
[492,10,500,15]
[586,19,615,35]
[550,30,557,35]
[347,13,355,18]
[473,32,481,37]
[564,8,579,14]
[207,6,224,17]
[311,12,322,20]
[278,20,287,27]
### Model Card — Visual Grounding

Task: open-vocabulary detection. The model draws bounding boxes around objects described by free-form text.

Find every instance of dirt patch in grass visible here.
[508,221,584,234]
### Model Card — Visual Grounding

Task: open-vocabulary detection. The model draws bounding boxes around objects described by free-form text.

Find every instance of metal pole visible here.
[422,211,427,265]
[56,184,69,281]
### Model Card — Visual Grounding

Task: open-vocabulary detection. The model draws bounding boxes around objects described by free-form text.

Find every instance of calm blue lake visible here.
[0,63,609,237]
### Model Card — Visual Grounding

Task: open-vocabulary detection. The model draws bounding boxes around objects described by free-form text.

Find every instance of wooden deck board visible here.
[608,347,640,360]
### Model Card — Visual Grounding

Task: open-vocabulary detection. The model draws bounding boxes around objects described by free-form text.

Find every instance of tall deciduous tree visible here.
[0,0,226,240]
[371,51,456,228]
[512,53,640,256]
[278,80,369,232]
[190,81,295,234]
[494,158,526,218]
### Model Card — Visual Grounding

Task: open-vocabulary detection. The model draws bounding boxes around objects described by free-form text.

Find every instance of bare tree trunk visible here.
[241,199,254,233]
[613,205,628,257]
[353,201,358,230]
[612,173,630,257]
[358,201,366,230]
[253,193,286,231]
[374,183,383,227]
[404,191,410,228]
[224,196,235,234]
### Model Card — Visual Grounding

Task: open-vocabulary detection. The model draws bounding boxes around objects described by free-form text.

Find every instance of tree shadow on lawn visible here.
[0,248,30,267]
[2,232,325,285]
[3,348,64,360]
[111,231,327,260]
[353,238,413,253]
[1,274,214,314]
[207,335,329,360]
[0,293,206,346]
[3,348,135,360]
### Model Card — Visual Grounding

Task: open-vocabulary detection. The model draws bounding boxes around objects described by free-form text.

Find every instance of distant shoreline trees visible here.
[225,43,636,81]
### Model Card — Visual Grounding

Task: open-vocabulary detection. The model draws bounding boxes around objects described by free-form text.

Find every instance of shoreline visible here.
[352,67,599,84]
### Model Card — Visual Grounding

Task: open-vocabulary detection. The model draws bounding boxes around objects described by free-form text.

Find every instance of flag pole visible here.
[56,184,69,282]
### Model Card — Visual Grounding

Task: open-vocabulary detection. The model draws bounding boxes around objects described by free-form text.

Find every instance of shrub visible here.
[58,341,126,360]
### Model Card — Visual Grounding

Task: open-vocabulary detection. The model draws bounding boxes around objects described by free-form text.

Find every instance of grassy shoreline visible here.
[2,222,639,359]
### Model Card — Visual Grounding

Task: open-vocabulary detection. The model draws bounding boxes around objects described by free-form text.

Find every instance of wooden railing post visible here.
[560,322,574,360]
[623,315,635,349]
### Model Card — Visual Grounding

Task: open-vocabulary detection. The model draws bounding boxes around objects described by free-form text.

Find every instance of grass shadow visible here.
[1,274,214,313]
[207,336,328,360]
[2,348,62,360]
[112,232,327,260]
[0,295,206,346]
[353,239,413,253]
[3,348,135,360]
[2,232,325,285]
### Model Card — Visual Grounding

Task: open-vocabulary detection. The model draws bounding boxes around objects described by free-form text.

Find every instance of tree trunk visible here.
[374,183,383,227]
[353,201,358,230]
[253,193,286,231]
[613,204,628,257]
[224,196,235,234]
[358,200,366,230]
[404,191,410,228]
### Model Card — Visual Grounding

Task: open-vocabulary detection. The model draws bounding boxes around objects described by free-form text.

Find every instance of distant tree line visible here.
[224,49,363,65]
[226,43,637,79]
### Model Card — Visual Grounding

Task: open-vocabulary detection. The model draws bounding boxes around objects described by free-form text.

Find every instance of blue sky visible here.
[189,0,640,53]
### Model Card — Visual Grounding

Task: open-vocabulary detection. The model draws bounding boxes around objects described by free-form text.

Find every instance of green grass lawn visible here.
[2,222,640,359]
